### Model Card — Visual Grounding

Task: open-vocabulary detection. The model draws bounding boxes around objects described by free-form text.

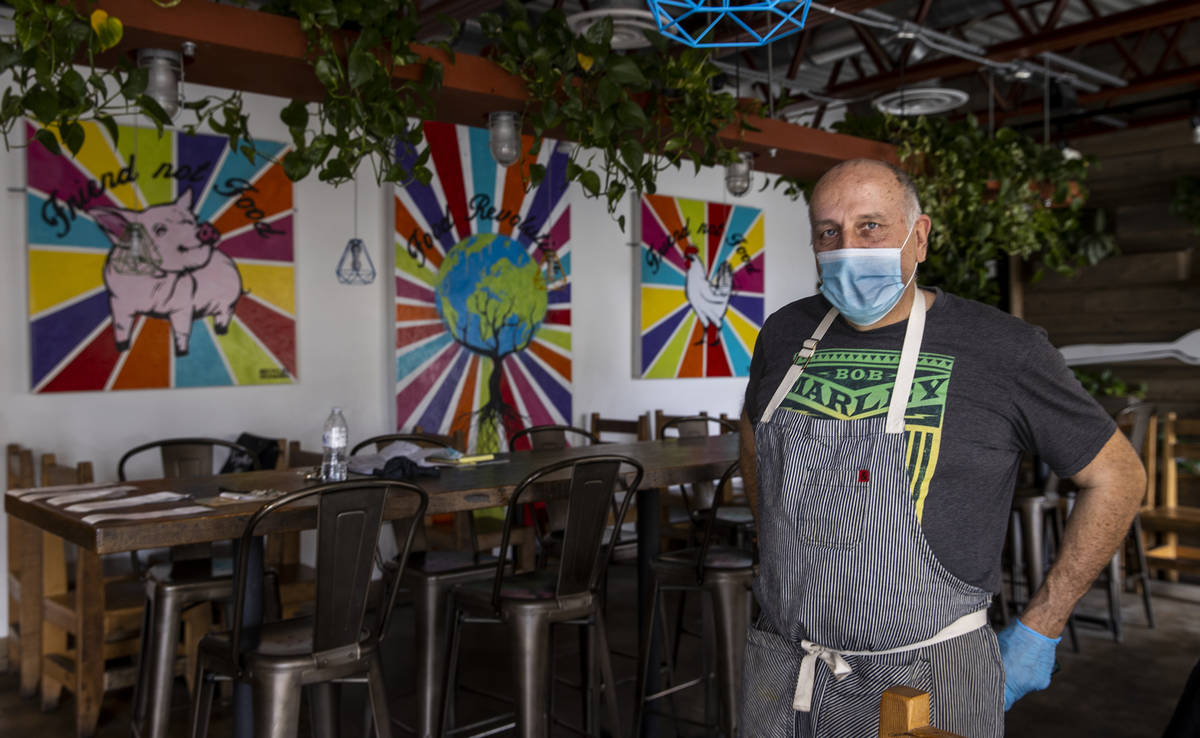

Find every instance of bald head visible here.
[810,159,921,230]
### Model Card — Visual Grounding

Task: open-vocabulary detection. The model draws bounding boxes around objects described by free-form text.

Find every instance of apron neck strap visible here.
[759,290,927,431]
[884,288,926,435]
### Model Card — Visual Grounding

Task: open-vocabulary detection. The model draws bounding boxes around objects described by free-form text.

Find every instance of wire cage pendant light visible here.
[646,0,813,48]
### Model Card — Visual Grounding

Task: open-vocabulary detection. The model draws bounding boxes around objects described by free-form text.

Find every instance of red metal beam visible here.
[1041,0,1071,32]
[826,0,1200,99]
[1154,22,1188,74]
[1000,0,1036,36]
[788,28,813,79]
[898,0,934,67]
[850,22,892,73]
[982,63,1200,124]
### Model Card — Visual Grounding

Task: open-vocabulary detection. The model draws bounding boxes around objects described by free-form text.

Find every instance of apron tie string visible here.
[789,608,990,713]
[794,641,852,712]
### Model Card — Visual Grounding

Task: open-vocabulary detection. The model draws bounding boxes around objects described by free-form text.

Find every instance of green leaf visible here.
[96,114,119,144]
[33,127,61,155]
[24,87,57,122]
[136,94,171,128]
[596,78,620,110]
[606,57,646,87]
[617,99,646,128]
[0,42,21,74]
[314,57,340,90]
[121,67,148,98]
[578,169,601,196]
[619,139,643,171]
[347,45,377,90]
[62,121,85,156]
[280,100,309,129]
[282,150,313,181]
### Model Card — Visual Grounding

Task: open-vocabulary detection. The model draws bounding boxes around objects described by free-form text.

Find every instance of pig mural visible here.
[89,190,244,357]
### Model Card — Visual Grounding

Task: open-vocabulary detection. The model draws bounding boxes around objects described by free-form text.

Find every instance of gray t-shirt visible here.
[744,288,1116,592]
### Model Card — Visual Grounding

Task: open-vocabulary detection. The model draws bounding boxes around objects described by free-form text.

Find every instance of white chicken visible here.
[683,246,734,346]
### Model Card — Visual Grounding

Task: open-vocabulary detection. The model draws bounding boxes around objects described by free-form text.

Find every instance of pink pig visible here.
[89,190,243,357]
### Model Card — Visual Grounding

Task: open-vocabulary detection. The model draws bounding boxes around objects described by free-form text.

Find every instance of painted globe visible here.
[434,233,548,357]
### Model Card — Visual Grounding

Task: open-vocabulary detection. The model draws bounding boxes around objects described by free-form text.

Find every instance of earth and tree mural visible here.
[394,122,571,452]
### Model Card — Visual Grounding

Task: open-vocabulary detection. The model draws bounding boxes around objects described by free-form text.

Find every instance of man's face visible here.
[809,163,930,281]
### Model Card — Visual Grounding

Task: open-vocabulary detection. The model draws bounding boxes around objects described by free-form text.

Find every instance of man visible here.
[738,158,1145,737]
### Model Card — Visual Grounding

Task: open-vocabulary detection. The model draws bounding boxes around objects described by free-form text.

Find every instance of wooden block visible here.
[879,686,931,737]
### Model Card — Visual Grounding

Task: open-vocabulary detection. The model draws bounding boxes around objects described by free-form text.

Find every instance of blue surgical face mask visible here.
[816,222,917,327]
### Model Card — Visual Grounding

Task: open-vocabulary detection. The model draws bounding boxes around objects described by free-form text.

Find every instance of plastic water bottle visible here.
[321,407,349,481]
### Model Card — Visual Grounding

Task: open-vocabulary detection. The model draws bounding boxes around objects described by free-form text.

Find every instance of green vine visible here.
[1072,367,1146,400]
[1170,176,1200,235]
[2,0,741,214]
[273,0,456,186]
[0,0,254,158]
[478,0,739,227]
[782,113,1117,305]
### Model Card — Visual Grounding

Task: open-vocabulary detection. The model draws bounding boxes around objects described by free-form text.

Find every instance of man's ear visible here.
[914,214,932,263]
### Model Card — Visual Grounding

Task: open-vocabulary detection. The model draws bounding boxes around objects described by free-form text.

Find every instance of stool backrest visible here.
[118,437,258,481]
[350,433,457,456]
[508,424,598,452]
[41,454,94,486]
[6,443,35,489]
[693,460,742,584]
[658,415,738,512]
[229,479,427,659]
[493,455,644,611]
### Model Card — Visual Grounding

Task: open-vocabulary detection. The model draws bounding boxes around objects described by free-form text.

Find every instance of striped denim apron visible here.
[741,291,1003,738]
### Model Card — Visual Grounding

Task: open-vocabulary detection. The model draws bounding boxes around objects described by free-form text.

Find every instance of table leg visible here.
[637,487,663,738]
[16,519,42,697]
[75,549,105,738]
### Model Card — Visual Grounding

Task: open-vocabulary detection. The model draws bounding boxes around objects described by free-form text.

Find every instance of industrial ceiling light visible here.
[488,111,522,167]
[1193,116,1200,145]
[725,151,753,197]
[873,87,968,116]
[137,48,186,120]
[567,7,659,50]
[648,0,813,48]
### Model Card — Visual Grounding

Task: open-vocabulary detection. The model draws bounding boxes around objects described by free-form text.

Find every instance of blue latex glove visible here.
[996,619,1061,710]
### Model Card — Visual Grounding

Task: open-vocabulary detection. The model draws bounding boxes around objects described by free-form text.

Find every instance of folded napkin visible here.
[43,486,139,506]
[81,505,210,525]
[66,491,189,513]
[11,482,120,499]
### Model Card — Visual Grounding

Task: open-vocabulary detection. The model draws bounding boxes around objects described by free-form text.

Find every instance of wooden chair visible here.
[1142,411,1200,576]
[589,412,651,443]
[5,443,36,690]
[878,686,966,738]
[39,454,149,711]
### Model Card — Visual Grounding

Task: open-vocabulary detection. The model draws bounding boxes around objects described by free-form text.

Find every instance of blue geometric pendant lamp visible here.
[645,0,813,48]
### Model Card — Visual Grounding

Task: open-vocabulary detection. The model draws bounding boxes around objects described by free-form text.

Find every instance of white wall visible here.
[0,82,816,634]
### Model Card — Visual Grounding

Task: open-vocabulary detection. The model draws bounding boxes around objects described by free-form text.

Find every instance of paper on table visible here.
[81,505,210,525]
[66,491,188,513]
[43,486,139,506]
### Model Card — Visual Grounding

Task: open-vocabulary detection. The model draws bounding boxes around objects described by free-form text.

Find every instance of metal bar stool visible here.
[190,478,428,738]
[440,454,644,738]
[634,460,755,738]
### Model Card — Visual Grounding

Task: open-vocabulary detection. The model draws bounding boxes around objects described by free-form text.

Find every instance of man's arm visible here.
[1020,428,1146,637]
[740,410,759,523]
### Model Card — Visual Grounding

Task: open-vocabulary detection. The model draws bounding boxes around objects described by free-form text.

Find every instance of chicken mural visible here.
[637,193,764,378]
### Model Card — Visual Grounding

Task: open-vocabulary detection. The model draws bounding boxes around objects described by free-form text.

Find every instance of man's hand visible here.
[997,619,1060,710]
[1022,428,1145,637]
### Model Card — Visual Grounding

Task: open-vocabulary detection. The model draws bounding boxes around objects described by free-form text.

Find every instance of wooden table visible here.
[5,435,739,738]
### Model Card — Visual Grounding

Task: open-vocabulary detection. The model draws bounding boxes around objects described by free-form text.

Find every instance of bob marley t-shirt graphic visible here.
[745,289,1116,593]
[778,348,954,522]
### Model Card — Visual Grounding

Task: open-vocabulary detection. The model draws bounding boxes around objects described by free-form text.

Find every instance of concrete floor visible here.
[1,569,1198,737]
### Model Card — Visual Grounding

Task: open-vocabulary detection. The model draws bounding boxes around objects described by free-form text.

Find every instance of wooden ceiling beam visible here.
[91,0,895,180]
[1041,0,1071,32]
[999,0,1036,37]
[826,0,1200,99]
